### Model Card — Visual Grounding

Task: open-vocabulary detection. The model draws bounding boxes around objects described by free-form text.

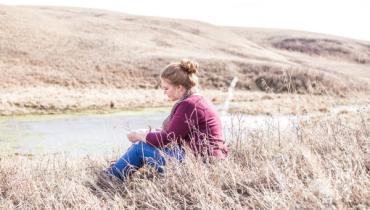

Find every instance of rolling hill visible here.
[1,5,370,93]
[1,5,370,115]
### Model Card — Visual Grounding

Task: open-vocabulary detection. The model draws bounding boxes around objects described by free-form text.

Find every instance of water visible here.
[0,109,168,156]
[0,108,295,156]
[0,103,368,157]
[0,108,316,156]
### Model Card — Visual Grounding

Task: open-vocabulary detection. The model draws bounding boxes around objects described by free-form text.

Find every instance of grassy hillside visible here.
[1,5,370,93]
[1,5,370,115]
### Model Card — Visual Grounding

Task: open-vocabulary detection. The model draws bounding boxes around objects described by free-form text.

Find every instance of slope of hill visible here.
[0,5,370,115]
[0,5,287,89]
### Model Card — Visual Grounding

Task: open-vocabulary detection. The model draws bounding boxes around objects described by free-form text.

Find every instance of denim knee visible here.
[134,142,166,172]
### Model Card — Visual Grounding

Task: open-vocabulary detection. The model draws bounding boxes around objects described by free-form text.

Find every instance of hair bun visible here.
[180,59,199,74]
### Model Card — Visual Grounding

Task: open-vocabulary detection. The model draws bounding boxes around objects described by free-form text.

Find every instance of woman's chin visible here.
[164,97,174,102]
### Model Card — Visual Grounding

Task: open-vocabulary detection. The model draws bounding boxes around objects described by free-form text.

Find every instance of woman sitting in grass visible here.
[105,59,228,181]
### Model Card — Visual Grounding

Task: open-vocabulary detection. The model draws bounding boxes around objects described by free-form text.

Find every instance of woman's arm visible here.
[146,101,197,147]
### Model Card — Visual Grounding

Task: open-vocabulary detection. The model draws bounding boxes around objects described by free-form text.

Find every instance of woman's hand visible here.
[127,130,148,143]
[127,131,141,143]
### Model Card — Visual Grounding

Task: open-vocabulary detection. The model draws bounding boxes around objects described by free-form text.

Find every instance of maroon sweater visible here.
[146,94,228,159]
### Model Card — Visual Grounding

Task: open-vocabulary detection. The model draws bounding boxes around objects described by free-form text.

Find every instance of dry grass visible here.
[227,91,370,115]
[1,111,369,209]
[1,85,369,116]
[0,86,169,115]
[1,5,370,95]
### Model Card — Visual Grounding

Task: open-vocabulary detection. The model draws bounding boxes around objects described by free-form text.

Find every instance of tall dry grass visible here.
[1,111,369,209]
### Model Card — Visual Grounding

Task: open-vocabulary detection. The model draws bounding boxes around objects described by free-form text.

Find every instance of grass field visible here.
[1,111,369,209]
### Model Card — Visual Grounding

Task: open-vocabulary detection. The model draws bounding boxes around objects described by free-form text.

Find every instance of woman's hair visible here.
[160,59,199,90]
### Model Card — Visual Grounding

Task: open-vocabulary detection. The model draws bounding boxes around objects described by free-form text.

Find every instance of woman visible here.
[105,59,228,181]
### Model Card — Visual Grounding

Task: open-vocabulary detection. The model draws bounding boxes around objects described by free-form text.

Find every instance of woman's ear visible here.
[175,85,182,91]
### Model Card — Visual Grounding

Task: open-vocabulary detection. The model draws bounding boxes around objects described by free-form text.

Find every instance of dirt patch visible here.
[272,38,370,64]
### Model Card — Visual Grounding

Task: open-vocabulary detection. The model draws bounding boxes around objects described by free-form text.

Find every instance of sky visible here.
[1,0,369,41]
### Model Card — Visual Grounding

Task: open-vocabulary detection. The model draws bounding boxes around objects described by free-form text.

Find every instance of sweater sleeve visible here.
[146,101,196,147]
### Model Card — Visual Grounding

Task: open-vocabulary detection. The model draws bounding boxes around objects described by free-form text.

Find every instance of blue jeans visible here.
[106,141,185,181]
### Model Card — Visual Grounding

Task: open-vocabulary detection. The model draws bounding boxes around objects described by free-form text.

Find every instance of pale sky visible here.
[1,0,369,41]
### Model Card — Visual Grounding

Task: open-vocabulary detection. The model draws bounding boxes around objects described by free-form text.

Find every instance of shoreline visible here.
[1,87,369,117]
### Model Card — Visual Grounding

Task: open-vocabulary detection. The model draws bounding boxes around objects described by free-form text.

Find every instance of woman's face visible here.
[161,79,185,101]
